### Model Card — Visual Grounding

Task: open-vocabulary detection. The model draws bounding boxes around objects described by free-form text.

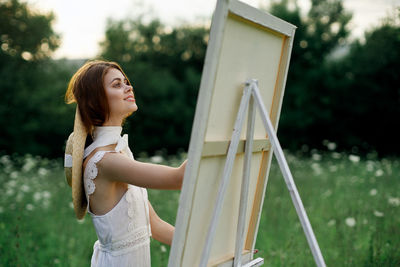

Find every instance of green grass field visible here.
[0,150,399,266]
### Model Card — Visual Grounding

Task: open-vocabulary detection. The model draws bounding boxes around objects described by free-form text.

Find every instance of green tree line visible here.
[0,0,399,158]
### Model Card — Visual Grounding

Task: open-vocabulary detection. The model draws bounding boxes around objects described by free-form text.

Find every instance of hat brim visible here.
[70,107,88,219]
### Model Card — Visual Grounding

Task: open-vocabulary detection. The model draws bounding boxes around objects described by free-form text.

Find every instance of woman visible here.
[64,60,186,266]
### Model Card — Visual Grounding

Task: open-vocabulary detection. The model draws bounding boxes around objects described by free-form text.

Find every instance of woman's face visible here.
[103,68,137,123]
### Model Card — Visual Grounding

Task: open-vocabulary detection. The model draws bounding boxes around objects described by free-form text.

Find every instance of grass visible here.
[0,150,399,266]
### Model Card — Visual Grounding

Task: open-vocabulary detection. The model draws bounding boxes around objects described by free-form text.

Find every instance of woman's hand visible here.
[148,201,174,245]
[176,159,187,189]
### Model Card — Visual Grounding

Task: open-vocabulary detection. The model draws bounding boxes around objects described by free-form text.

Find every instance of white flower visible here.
[160,245,167,253]
[312,153,322,161]
[0,155,11,165]
[327,219,336,226]
[331,152,341,159]
[311,162,322,175]
[327,142,337,151]
[375,169,384,177]
[22,157,36,172]
[366,161,374,172]
[33,192,41,202]
[7,180,17,188]
[6,188,14,196]
[373,210,384,217]
[345,217,356,227]
[26,204,34,211]
[10,171,18,179]
[369,189,377,196]
[42,191,51,199]
[38,167,49,176]
[349,154,360,163]
[21,184,30,193]
[69,202,74,209]
[150,155,163,164]
[388,197,400,207]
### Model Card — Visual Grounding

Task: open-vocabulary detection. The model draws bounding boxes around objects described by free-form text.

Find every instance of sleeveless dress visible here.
[83,126,152,267]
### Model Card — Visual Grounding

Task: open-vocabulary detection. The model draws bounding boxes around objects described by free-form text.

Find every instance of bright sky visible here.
[26,0,399,59]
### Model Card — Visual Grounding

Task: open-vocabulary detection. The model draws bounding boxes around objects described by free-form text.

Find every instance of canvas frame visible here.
[168,0,296,266]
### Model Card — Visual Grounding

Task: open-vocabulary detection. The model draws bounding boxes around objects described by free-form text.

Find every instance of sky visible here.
[26,0,400,59]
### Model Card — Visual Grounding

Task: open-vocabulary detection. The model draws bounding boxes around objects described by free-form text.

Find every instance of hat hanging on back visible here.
[64,106,88,219]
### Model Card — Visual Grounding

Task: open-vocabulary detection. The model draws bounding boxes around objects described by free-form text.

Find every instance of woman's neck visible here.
[102,117,123,127]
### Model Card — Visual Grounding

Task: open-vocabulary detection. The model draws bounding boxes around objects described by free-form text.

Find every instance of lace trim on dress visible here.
[84,150,114,196]
[95,226,150,256]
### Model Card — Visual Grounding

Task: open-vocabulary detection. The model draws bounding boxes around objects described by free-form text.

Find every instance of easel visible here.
[199,79,326,267]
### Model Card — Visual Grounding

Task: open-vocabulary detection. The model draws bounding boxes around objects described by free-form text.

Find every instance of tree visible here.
[326,11,400,155]
[266,0,352,152]
[99,18,208,155]
[0,0,70,158]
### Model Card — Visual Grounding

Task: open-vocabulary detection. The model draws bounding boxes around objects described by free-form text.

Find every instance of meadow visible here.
[0,148,399,266]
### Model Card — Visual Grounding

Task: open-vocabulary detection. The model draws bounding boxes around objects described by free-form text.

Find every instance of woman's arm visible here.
[148,200,174,245]
[97,153,186,190]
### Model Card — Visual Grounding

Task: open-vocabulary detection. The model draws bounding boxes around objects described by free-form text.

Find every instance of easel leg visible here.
[200,86,252,267]
[234,84,257,267]
[251,82,326,267]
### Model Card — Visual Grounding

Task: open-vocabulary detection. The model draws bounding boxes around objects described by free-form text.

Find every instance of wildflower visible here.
[375,169,384,177]
[10,171,18,179]
[0,155,11,165]
[69,202,74,209]
[345,217,356,227]
[373,210,384,217]
[33,192,41,202]
[311,162,322,175]
[7,180,17,188]
[6,188,14,196]
[150,155,163,164]
[327,142,337,151]
[160,245,167,253]
[38,167,49,176]
[388,197,400,207]
[22,156,36,172]
[26,204,34,211]
[349,154,360,163]
[327,219,336,226]
[366,161,374,172]
[369,189,377,196]
[21,184,30,193]
[331,152,341,159]
[42,191,51,199]
[312,153,322,161]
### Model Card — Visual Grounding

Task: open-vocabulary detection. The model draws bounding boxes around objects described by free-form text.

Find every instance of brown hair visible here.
[65,60,131,134]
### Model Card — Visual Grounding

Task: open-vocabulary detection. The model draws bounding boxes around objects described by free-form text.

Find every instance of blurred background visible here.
[0,0,399,158]
[1,0,399,266]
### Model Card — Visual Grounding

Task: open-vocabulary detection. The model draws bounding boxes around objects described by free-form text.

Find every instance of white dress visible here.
[83,126,152,267]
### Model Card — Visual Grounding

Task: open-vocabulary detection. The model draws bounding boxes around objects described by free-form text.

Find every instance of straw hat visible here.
[64,107,88,219]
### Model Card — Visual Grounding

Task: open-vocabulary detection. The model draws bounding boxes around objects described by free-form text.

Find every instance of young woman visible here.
[64,60,186,266]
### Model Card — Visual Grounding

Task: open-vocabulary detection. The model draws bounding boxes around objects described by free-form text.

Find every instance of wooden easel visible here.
[199,79,326,267]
